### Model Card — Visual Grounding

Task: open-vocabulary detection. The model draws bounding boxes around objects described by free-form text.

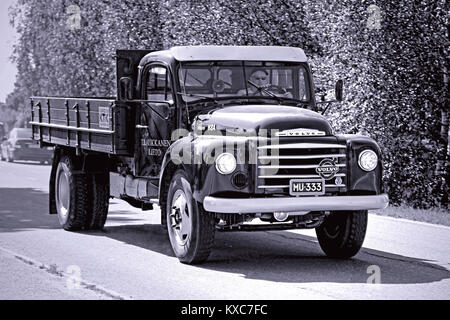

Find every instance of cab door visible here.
[135,65,175,177]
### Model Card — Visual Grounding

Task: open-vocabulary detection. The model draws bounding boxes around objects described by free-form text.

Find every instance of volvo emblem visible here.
[275,128,325,137]
[316,158,339,180]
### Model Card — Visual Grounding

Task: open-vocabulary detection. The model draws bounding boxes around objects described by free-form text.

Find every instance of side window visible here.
[146,66,173,101]
[217,69,232,90]
[298,68,309,101]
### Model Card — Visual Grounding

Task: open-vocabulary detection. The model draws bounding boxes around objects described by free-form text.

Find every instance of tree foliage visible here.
[4,0,449,208]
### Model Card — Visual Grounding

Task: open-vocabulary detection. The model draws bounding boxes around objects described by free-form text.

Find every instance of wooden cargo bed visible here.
[30,96,132,155]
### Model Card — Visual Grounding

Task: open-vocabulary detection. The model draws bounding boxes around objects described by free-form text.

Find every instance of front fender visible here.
[191,135,257,203]
[337,134,384,195]
[160,134,256,203]
[158,135,194,200]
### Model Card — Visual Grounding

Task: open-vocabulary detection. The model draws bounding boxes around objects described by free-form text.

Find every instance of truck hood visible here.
[196,105,333,135]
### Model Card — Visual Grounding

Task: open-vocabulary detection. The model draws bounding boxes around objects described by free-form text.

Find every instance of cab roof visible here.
[140,45,308,66]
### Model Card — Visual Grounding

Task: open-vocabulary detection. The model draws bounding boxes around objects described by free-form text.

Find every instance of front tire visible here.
[166,170,216,264]
[55,155,89,231]
[316,210,368,259]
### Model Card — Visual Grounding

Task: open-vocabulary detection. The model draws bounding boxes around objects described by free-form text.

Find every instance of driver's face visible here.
[250,71,269,87]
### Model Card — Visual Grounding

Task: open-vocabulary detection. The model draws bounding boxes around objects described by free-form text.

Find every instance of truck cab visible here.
[31,46,388,264]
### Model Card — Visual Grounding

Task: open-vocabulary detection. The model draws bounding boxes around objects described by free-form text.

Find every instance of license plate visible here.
[289,179,325,196]
[28,144,40,148]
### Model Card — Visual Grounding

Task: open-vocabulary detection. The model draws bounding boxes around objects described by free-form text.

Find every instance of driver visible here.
[237,68,292,98]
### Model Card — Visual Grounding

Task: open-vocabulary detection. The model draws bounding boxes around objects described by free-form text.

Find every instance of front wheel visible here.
[166,170,216,264]
[315,210,368,259]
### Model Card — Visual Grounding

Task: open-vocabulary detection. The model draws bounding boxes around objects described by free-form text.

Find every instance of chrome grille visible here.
[256,142,347,193]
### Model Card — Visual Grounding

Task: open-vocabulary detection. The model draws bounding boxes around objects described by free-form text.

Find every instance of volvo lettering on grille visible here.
[275,128,325,137]
[316,158,339,180]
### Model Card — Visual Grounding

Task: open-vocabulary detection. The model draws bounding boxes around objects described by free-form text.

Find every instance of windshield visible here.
[178,61,310,103]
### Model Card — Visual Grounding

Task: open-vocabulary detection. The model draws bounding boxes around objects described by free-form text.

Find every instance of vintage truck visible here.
[30,46,389,264]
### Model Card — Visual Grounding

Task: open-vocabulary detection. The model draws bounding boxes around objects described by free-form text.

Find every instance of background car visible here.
[0,122,5,141]
[0,127,53,164]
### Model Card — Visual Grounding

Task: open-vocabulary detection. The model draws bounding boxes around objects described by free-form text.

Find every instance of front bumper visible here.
[203,194,389,213]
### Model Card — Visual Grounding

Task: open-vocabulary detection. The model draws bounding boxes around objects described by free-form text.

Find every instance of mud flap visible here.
[49,148,61,214]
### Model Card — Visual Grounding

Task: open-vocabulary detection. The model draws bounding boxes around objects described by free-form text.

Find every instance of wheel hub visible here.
[169,190,192,246]
[323,215,341,239]
[56,168,70,223]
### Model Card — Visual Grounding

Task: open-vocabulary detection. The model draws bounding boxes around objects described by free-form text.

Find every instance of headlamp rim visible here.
[215,152,237,175]
[358,149,378,172]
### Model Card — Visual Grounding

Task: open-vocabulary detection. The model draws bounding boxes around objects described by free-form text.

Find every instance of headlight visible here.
[358,149,378,171]
[215,153,236,175]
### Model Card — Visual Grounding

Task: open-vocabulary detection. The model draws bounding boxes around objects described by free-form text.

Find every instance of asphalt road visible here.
[0,160,449,300]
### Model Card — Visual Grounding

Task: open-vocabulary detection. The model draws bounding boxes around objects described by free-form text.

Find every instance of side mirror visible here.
[335,79,343,101]
[118,76,133,100]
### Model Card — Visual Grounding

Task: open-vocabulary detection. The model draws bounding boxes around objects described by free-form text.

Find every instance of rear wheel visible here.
[316,210,368,259]
[166,170,216,264]
[85,173,109,230]
[55,155,89,230]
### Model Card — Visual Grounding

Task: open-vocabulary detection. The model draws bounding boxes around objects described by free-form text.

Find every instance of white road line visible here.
[369,213,450,229]
[0,246,132,300]
[281,228,450,272]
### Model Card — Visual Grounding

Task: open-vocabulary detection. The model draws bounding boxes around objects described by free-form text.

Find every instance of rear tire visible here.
[85,173,109,230]
[166,170,216,264]
[55,155,89,231]
[315,210,368,259]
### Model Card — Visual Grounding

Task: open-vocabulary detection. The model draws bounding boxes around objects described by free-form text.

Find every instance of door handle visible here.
[136,125,149,129]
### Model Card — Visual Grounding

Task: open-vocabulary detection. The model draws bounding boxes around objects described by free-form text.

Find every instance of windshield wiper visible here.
[279,97,311,108]
[244,82,312,107]
[247,80,282,104]
[176,92,221,112]
[176,92,214,100]
[178,92,310,110]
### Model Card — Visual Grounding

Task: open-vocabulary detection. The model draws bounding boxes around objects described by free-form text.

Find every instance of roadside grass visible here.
[371,205,450,227]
